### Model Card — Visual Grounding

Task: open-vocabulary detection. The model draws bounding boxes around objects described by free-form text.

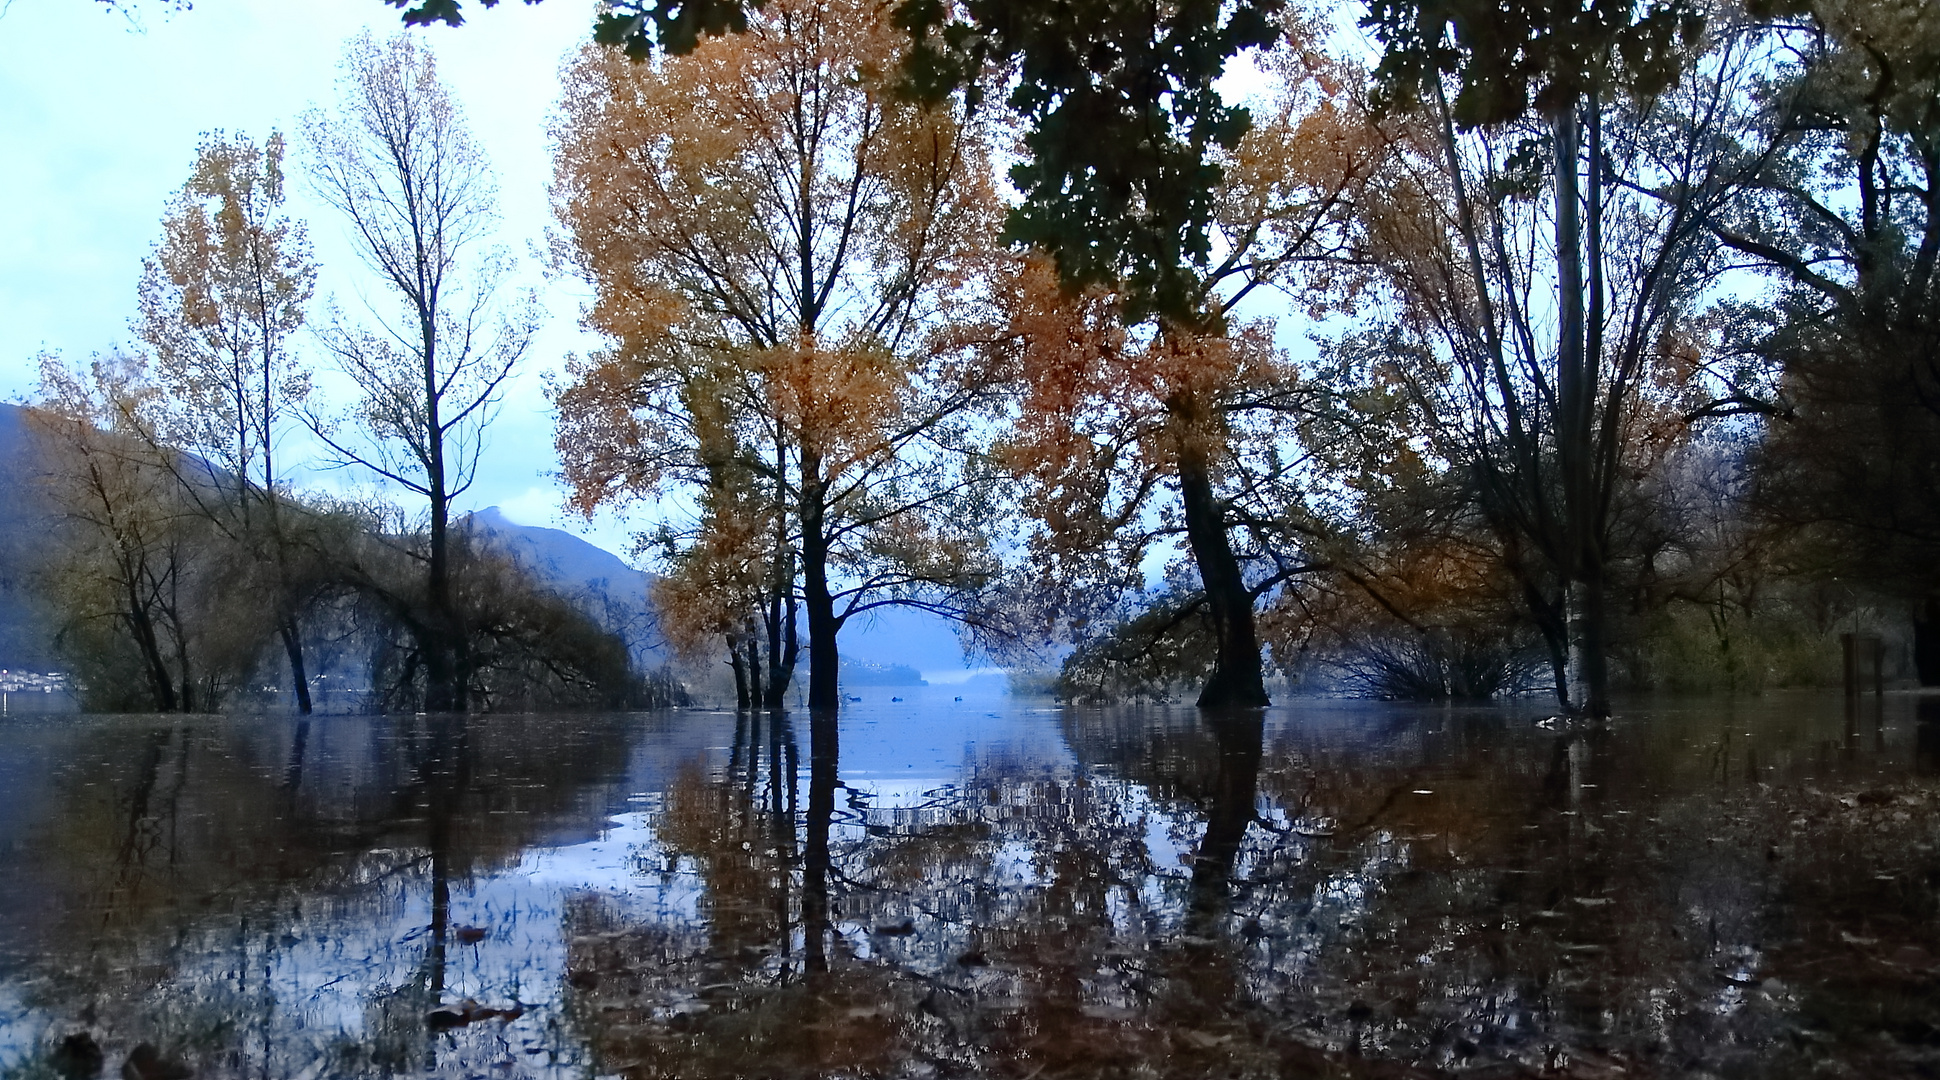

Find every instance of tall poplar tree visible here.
[1360,0,1705,714]
[303,32,536,712]
[134,131,321,712]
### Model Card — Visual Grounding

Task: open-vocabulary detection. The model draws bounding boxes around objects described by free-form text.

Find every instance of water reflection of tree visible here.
[12,712,645,1077]
[568,709,1398,1077]
[567,701,1940,1079]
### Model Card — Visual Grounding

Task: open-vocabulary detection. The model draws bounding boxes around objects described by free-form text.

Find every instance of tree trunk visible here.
[803,563,840,710]
[423,496,461,712]
[1552,100,1611,717]
[1916,598,1940,686]
[127,593,179,713]
[420,306,467,713]
[730,634,750,708]
[168,608,196,714]
[763,549,799,710]
[420,619,461,712]
[744,619,765,706]
[1175,433,1268,708]
[801,461,842,711]
[1523,577,1573,710]
[280,618,313,715]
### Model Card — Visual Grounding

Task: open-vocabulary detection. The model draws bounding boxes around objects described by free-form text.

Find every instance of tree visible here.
[383,0,1341,716]
[133,130,323,712]
[1703,0,1940,649]
[991,34,1382,708]
[302,31,537,712]
[550,0,1007,711]
[1267,378,1552,700]
[894,0,1284,326]
[30,355,226,711]
[378,0,1302,321]
[1359,0,1716,714]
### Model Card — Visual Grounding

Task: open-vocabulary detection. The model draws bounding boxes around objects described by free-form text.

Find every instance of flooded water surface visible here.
[2,693,1937,1078]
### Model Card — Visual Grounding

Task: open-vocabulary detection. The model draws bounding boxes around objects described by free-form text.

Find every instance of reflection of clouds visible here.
[4,699,1937,1077]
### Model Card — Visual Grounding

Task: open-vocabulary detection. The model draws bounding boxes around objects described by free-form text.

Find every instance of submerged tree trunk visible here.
[1174,431,1268,709]
[802,710,837,973]
[763,546,799,710]
[421,431,467,713]
[126,585,179,713]
[729,634,751,708]
[421,629,461,712]
[803,566,840,711]
[280,618,313,715]
[1552,100,1611,718]
[801,460,842,711]
[744,620,765,706]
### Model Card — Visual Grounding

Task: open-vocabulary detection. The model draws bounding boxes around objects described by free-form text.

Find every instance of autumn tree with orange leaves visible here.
[995,33,1384,708]
[551,0,1008,710]
[132,131,323,712]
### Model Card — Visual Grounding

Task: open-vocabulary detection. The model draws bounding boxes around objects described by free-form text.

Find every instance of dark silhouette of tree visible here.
[1359,0,1710,714]
[1707,0,1940,641]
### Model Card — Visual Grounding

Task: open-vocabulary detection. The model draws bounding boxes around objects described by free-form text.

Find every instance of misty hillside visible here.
[0,405,57,672]
[0,403,970,683]
[463,506,665,669]
[0,411,669,676]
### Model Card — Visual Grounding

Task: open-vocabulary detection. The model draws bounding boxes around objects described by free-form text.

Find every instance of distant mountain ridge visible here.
[0,409,668,675]
[0,404,58,671]
[463,506,665,669]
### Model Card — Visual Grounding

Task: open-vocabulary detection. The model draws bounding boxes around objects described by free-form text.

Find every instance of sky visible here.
[0,0,626,538]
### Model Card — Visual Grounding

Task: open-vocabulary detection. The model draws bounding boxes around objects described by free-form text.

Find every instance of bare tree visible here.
[302,31,536,711]
[1340,30,1759,714]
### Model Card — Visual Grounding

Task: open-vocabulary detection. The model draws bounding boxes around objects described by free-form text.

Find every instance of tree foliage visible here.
[1710,0,1940,603]
[551,0,1008,709]
[990,30,1383,707]
[133,129,327,711]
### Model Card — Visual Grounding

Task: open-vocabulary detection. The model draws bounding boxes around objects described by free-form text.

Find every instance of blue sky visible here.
[0,0,624,539]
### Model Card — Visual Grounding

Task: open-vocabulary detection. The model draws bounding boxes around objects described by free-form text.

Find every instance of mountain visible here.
[0,402,965,682]
[0,404,59,672]
[462,506,665,669]
[840,659,927,686]
[463,508,990,682]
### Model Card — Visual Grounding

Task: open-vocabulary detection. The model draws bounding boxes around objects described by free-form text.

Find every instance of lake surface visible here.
[1,691,1937,1079]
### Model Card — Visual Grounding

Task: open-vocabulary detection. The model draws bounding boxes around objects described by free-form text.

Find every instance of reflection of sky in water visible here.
[0,704,1116,1073]
[1,695,1936,1077]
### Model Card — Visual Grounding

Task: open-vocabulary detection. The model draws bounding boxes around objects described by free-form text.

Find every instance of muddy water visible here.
[0,692,1935,1078]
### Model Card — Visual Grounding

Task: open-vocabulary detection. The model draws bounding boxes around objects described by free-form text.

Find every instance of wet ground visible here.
[1,691,1937,1078]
